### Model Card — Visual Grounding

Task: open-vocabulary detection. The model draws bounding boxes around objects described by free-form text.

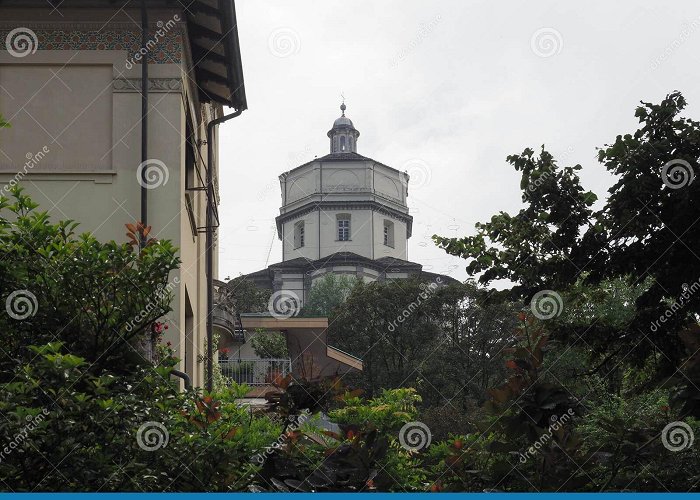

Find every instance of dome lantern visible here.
[327,101,360,153]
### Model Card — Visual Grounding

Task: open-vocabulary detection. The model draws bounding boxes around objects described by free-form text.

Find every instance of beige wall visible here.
[0,10,218,388]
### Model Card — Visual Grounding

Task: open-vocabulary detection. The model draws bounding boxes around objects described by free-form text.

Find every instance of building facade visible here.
[245,103,453,307]
[0,1,246,388]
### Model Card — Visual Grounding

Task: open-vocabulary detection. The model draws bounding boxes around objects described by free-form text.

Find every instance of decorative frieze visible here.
[0,26,182,63]
[113,78,183,93]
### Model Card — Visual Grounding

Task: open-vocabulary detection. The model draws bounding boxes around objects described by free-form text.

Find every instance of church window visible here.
[337,214,351,241]
[294,221,305,248]
[383,220,395,247]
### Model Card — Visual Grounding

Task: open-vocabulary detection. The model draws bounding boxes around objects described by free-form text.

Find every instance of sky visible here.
[217,0,700,283]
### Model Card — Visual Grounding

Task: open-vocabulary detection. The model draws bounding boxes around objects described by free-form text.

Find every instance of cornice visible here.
[275,199,414,238]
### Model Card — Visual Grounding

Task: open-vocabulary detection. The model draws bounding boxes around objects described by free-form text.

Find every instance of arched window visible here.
[294,220,305,248]
[383,220,395,247]
[340,136,346,151]
[337,213,351,241]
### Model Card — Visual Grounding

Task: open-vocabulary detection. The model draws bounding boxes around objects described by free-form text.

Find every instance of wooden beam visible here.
[240,317,329,330]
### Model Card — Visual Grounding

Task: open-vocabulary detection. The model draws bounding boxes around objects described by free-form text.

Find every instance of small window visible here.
[294,221,305,248]
[337,214,351,241]
[383,220,395,247]
[340,136,346,151]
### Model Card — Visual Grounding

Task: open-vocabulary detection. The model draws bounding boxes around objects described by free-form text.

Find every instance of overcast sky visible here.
[217,0,700,283]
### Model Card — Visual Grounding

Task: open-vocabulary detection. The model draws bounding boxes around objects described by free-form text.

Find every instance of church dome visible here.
[333,115,354,128]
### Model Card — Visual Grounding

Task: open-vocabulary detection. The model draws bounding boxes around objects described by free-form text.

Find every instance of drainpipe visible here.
[171,369,192,390]
[206,109,243,393]
[139,0,148,234]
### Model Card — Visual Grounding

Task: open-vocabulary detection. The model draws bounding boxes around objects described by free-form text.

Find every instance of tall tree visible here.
[434,92,700,413]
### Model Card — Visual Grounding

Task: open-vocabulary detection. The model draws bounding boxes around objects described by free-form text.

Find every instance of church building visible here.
[244,103,454,307]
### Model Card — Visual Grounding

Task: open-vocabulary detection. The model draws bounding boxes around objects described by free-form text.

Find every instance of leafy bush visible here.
[0,187,179,375]
[0,342,281,491]
[250,329,289,359]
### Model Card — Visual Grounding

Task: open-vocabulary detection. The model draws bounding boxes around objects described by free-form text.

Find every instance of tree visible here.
[301,273,360,317]
[328,278,517,406]
[434,91,700,414]
[250,329,289,358]
[223,276,271,313]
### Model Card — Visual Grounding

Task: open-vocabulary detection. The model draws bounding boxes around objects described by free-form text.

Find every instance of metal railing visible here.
[219,358,292,386]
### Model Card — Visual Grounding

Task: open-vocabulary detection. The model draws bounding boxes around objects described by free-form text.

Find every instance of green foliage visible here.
[0,113,9,129]
[301,273,360,317]
[330,388,421,433]
[250,329,289,359]
[0,187,180,375]
[224,276,271,313]
[434,92,700,413]
[0,342,281,491]
[329,278,516,407]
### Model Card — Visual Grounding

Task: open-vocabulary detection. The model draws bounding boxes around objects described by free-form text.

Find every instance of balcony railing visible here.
[219,358,292,386]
